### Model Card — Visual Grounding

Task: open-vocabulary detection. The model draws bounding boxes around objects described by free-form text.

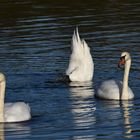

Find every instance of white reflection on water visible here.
[96,99,134,138]
[69,81,96,139]
[122,101,133,138]
[0,123,4,140]
[0,123,31,140]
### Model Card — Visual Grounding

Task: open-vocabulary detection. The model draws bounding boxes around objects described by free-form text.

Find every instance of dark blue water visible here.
[0,0,140,139]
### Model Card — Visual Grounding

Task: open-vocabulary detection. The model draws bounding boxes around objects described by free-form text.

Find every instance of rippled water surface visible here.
[0,0,140,139]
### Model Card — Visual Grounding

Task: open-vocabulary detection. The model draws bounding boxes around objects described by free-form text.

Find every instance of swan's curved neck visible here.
[121,60,131,100]
[0,79,6,122]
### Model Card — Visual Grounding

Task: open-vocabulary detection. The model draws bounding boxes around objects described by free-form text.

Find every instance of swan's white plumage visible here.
[0,73,31,122]
[95,52,134,100]
[66,28,94,82]
[4,102,31,122]
[97,80,134,100]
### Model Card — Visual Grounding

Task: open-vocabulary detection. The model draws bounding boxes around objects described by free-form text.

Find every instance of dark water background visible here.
[0,0,140,139]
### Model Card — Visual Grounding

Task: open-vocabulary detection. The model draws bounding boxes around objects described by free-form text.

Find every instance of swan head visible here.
[118,52,131,69]
[121,52,131,61]
[0,73,5,83]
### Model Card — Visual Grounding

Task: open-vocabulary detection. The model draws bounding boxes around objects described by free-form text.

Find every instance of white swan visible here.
[0,73,31,122]
[66,28,94,82]
[95,52,134,100]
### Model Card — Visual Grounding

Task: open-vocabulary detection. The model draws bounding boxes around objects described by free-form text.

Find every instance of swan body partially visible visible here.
[4,102,31,122]
[66,28,94,82]
[95,52,134,100]
[96,80,134,100]
[0,73,31,122]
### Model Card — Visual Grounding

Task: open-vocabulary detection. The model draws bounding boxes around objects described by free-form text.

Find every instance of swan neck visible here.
[0,80,6,122]
[121,60,131,100]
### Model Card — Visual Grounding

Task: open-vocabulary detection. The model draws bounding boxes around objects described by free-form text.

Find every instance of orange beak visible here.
[118,56,125,69]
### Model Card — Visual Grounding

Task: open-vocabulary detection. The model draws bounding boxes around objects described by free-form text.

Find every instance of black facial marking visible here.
[118,55,126,70]
[120,55,126,60]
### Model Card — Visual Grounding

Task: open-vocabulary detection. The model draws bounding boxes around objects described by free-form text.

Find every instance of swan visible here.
[95,52,134,100]
[66,28,94,82]
[0,73,31,122]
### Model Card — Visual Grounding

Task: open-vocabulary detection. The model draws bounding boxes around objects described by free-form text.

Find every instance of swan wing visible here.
[127,87,134,99]
[96,80,121,100]
[96,80,134,100]
[4,102,31,122]
[66,28,94,81]
[66,28,84,75]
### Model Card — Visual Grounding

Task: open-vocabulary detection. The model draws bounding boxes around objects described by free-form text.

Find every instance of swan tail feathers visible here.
[72,28,81,53]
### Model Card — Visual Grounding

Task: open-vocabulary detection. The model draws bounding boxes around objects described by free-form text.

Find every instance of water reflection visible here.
[0,123,4,140]
[2,123,31,139]
[69,81,96,139]
[96,99,134,138]
[121,101,133,138]
[69,81,95,99]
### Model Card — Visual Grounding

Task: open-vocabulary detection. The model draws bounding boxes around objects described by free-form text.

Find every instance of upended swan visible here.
[0,73,31,122]
[95,52,134,100]
[66,28,94,82]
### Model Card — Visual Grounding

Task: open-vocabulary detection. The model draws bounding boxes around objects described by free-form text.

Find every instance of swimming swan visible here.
[0,73,31,122]
[95,52,134,100]
[66,28,94,82]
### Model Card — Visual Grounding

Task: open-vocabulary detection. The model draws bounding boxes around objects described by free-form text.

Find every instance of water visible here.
[0,0,140,139]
